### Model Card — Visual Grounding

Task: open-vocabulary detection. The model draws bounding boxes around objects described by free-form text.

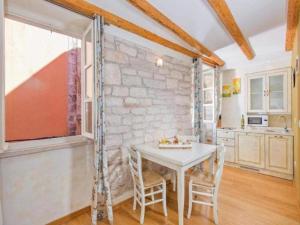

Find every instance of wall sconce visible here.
[156,58,163,67]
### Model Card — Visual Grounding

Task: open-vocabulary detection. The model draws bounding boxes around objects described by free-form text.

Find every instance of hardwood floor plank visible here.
[60,166,300,225]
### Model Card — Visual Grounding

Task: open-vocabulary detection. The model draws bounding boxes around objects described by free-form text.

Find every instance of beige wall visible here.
[291,13,300,203]
[1,144,94,225]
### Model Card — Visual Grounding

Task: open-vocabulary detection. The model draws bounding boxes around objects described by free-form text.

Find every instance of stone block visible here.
[133,130,145,137]
[131,107,146,115]
[138,71,153,78]
[107,125,130,134]
[130,87,147,97]
[106,115,122,126]
[154,74,166,80]
[175,96,190,106]
[112,86,129,97]
[122,75,142,86]
[112,107,130,114]
[167,78,178,89]
[119,43,137,57]
[170,70,183,80]
[106,97,123,106]
[105,48,129,64]
[105,63,121,85]
[121,67,137,75]
[124,97,139,106]
[143,78,166,89]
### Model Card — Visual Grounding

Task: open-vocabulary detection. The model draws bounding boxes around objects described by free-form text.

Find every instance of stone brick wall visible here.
[103,34,193,198]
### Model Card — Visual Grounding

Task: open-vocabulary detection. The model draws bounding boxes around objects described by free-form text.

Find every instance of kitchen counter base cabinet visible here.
[265,135,293,175]
[217,128,294,180]
[235,132,265,169]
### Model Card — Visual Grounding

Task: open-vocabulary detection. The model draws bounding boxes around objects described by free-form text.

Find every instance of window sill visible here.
[0,135,93,158]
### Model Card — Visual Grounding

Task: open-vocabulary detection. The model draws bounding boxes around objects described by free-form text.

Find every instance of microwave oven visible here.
[247,115,268,127]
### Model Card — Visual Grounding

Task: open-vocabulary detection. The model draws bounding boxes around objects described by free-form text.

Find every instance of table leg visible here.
[209,153,215,175]
[177,168,185,225]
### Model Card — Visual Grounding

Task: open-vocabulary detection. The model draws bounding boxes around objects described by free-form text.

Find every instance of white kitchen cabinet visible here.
[265,135,293,174]
[247,68,291,114]
[247,74,266,113]
[235,132,265,168]
[217,129,235,163]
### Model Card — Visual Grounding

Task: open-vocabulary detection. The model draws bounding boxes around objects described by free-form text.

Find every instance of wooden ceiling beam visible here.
[127,0,224,66]
[207,0,255,60]
[47,0,217,66]
[285,0,300,51]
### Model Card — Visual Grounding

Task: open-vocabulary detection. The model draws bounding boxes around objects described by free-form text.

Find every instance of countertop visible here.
[217,127,294,136]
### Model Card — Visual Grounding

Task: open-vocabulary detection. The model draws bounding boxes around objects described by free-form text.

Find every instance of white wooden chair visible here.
[128,146,168,224]
[187,144,225,225]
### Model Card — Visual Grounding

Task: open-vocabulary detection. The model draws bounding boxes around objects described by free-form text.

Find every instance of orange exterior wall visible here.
[5,52,69,141]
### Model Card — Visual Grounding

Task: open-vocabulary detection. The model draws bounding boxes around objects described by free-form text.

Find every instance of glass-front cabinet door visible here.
[247,74,266,113]
[267,71,288,113]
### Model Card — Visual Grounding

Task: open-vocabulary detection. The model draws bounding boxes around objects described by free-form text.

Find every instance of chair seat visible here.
[143,170,164,188]
[190,170,215,187]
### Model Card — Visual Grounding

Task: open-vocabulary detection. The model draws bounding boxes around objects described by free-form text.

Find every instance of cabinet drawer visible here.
[217,130,235,138]
[217,137,234,146]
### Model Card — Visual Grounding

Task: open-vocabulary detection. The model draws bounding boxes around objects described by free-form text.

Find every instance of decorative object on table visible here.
[241,114,245,129]
[217,115,222,128]
[232,77,241,94]
[91,16,113,225]
[158,136,192,149]
[222,84,231,97]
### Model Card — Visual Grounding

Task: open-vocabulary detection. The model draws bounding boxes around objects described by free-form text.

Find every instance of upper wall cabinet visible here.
[247,68,291,114]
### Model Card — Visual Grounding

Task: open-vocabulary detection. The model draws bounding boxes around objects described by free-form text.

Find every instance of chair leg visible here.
[172,172,176,192]
[187,180,193,219]
[162,180,168,217]
[133,187,137,211]
[213,191,219,225]
[213,203,218,225]
[140,199,145,224]
[151,187,155,201]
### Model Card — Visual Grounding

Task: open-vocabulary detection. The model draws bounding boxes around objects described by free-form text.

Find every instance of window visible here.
[4,18,82,142]
[81,24,94,139]
[202,69,215,143]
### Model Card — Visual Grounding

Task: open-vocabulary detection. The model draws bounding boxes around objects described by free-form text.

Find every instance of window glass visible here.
[4,18,82,141]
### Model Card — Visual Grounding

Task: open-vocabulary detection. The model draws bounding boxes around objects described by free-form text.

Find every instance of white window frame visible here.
[81,23,94,139]
[0,9,92,155]
[202,69,215,124]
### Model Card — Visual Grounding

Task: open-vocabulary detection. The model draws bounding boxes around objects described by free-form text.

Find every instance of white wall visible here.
[217,25,292,127]
[0,144,94,225]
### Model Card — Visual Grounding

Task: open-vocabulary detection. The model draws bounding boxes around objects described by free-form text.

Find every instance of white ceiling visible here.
[89,0,288,51]
[4,0,289,61]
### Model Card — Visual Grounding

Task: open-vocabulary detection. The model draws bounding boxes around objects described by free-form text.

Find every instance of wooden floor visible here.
[62,166,300,225]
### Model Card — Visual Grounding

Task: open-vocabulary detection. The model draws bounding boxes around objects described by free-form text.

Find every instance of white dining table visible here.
[135,142,217,225]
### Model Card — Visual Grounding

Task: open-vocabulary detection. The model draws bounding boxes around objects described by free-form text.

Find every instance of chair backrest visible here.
[128,146,144,191]
[214,144,225,189]
[178,135,200,143]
